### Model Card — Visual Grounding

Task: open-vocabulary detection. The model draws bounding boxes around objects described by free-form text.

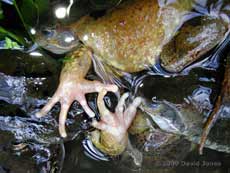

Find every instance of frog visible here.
[119,94,230,168]
[35,0,230,156]
[118,52,230,165]
[123,108,196,168]
[133,13,230,156]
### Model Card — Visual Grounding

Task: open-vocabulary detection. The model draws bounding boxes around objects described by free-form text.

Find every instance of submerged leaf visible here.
[4,37,20,49]
[19,0,37,25]
[0,26,25,45]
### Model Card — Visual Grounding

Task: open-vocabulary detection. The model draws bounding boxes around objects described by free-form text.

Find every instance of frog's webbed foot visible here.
[91,90,142,156]
[36,79,118,138]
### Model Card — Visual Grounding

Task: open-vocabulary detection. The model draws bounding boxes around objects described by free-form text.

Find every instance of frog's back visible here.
[72,0,193,72]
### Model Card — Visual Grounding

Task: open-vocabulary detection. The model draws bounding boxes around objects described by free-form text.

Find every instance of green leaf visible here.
[19,0,37,25]
[0,26,25,45]
[14,0,49,26]
[12,0,35,43]
[4,37,20,49]
[0,3,4,19]
[17,0,50,26]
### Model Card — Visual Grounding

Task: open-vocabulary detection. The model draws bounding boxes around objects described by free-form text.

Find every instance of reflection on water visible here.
[0,0,230,172]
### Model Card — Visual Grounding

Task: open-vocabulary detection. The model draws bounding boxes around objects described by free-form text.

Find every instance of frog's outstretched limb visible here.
[91,90,142,156]
[36,46,118,137]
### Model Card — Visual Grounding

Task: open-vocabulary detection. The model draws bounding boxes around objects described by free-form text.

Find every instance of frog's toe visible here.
[79,81,118,118]
[59,103,71,138]
[35,94,59,118]
[97,89,112,115]
[97,89,117,124]
[114,92,142,128]
[91,119,110,131]
[123,96,143,128]
[82,81,118,93]
[115,92,129,115]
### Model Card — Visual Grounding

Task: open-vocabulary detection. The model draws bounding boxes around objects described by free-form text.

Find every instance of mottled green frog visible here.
[35,0,230,156]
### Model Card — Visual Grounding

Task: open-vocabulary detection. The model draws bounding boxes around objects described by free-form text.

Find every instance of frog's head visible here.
[36,26,79,54]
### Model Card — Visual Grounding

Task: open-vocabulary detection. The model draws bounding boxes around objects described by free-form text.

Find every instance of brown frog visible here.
[35,0,230,156]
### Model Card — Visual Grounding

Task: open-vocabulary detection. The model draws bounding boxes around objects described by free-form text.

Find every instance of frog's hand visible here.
[199,56,230,154]
[91,90,142,156]
[36,46,118,138]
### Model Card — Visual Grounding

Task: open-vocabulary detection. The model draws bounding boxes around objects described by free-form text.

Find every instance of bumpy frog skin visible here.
[36,0,230,156]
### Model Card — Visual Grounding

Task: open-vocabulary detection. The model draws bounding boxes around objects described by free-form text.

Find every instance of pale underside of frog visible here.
[35,0,230,157]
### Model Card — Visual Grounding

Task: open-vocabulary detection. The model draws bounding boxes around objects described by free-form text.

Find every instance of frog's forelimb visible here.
[36,46,118,137]
[91,90,142,156]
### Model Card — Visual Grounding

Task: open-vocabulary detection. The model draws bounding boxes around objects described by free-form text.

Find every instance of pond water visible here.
[0,0,230,173]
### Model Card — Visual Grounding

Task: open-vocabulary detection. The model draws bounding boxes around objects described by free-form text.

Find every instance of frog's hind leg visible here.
[199,54,230,154]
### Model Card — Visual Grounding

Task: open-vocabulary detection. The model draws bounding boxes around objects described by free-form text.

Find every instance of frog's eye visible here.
[41,29,56,38]
[57,31,77,47]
